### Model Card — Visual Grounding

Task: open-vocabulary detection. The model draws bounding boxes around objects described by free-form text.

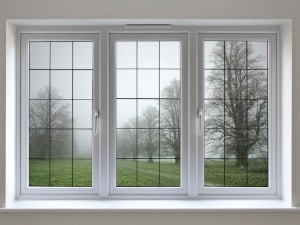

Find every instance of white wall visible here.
[0,0,297,224]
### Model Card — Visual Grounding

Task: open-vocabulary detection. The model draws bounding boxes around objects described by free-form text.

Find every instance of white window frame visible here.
[197,33,279,197]
[19,33,100,196]
[16,26,281,199]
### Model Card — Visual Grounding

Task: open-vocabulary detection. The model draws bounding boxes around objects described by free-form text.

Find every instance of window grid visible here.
[28,41,93,187]
[204,40,269,187]
[116,40,181,187]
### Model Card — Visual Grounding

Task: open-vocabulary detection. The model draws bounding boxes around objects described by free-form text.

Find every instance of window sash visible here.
[109,33,189,195]
[20,33,100,195]
[198,33,278,195]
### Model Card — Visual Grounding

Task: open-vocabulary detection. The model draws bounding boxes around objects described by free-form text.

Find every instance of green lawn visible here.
[29,158,268,187]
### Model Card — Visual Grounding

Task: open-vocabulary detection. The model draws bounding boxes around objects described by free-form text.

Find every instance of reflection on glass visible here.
[160,41,180,69]
[30,70,49,99]
[30,42,50,69]
[138,99,159,128]
[30,100,49,128]
[73,100,92,128]
[116,42,136,68]
[204,41,224,69]
[51,70,72,99]
[117,99,136,128]
[51,42,72,69]
[117,129,136,158]
[50,130,72,187]
[248,42,268,69]
[160,70,180,98]
[137,129,159,158]
[50,100,72,128]
[138,69,159,98]
[73,42,93,69]
[138,42,159,68]
[73,70,93,99]
[117,70,136,98]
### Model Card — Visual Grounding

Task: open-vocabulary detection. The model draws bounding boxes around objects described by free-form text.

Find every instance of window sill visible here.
[0,199,296,212]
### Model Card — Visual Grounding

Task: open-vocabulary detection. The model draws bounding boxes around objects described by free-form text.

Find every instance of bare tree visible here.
[205,41,268,167]
[160,79,181,164]
[29,87,72,159]
[138,106,159,163]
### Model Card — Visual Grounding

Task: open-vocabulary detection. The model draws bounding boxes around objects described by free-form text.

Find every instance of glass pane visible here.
[248,158,268,187]
[160,129,180,158]
[204,41,224,69]
[248,100,268,129]
[225,41,247,69]
[248,41,268,69]
[73,42,93,69]
[50,100,72,128]
[73,100,92,128]
[225,129,248,158]
[204,159,224,187]
[248,70,268,99]
[204,70,224,99]
[50,130,72,187]
[160,159,180,187]
[51,42,72,69]
[138,99,159,128]
[73,130,92,187]
[73,70,93,99]
[30,100,49,128]
[117,159,137,187]
[116,42,136,68]
[225,70,247,99]
[51,70,72,99]
[160,99,180,128]
[30,70,49,99]
[224,100,248,129]
[117,69,136,98]
[160,70,180,98]
[225,159,247,187]
[204,100,224,129]
[29,129,50,186]
[138,42,159,68]
[137,129,159,158]
[117,99,136,128]
[30,42,50,69]
[205,129,224,158]
[249,129,268,158]
[117,129,136,158]
[138,69,159,98]
[137,159,159,187]
[160,41,180,69]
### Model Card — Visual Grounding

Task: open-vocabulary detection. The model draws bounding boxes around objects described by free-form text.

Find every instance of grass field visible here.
[29,158,268,187]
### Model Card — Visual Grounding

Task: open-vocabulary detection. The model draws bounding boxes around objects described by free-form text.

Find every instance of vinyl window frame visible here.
[16,26,281,199]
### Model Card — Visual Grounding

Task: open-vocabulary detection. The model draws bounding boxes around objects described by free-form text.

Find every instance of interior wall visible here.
[0,0,297,224]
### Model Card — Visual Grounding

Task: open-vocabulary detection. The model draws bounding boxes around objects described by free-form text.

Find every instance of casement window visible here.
[18,29,278,198]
